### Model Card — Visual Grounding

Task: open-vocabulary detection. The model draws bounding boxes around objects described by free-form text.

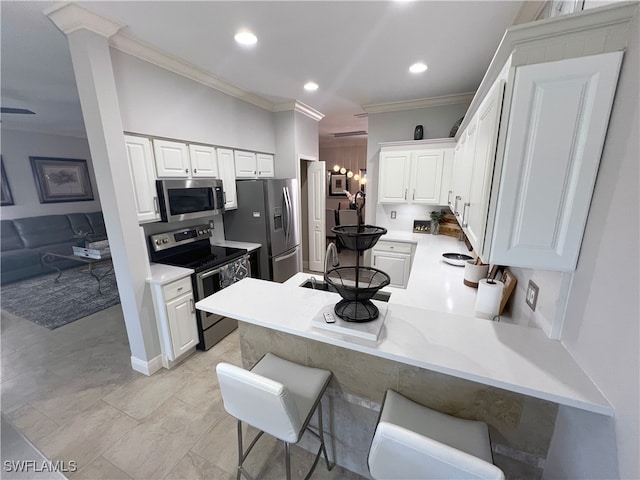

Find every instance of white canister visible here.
[463,261,489,288]
[475,279,504,320]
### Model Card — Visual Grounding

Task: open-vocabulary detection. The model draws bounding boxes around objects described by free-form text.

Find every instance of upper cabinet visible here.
[188,144,219,178]
[489,52,623,270]
[217,148,238,210]
[123,135,160,224]
[234,151,274,178]
[452,51,623,271]
[153,139,191,178]
[154,140,219,179]
[378,141,454,206]
[256,153,275,178]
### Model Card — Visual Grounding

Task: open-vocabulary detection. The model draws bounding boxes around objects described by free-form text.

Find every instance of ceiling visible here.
[1,1,525,139]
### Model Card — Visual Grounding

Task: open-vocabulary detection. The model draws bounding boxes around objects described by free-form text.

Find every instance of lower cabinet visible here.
[371,241,413,288]
[149,275,199,363]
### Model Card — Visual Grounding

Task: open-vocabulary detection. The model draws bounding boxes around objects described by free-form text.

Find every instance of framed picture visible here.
[30,157,94,203]
[329,172,349,197]
[1,157,14,206]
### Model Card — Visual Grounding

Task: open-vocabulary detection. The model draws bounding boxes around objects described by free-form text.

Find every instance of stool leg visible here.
[284,442,291,480]
[236,420,243,480]
[318,401,333,471]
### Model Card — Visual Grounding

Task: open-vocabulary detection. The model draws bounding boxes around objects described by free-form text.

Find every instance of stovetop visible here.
[150,240,247,273]
[148,224,248,273]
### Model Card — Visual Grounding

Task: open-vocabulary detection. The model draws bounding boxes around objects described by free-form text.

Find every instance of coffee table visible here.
[41,252,114,295]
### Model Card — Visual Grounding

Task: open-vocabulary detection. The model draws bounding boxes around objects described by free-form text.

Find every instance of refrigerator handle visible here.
[283,186,291,243]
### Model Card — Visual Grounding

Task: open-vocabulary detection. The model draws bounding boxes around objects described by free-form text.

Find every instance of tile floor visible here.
[1,305,365,479]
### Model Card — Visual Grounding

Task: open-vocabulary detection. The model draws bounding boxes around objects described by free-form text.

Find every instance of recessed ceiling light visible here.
[234,30,257,46]
[304,81,319,91]
[409,62,428,73]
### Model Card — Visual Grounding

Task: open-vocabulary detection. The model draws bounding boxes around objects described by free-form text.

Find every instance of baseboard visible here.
[130,354,163,376]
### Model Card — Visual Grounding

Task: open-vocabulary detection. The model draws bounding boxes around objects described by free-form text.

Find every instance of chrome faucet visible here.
[324,242,340,281]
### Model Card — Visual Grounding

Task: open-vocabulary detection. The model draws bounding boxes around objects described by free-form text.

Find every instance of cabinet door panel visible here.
[257,154,274,178]
[124,135,160,223]
[234,151,257,178]
[491,52,623,270]
[217,148,238,210]
[465,80,505,258]
[153,140,190,178]
[378,152,411,203]
[411,151,444,204]
[372,251,410,288]
[166,293,198,360]
[189,145,218,178]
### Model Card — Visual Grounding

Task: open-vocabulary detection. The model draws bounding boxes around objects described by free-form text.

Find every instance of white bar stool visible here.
[216,353,333,480]
[368,390,505,480]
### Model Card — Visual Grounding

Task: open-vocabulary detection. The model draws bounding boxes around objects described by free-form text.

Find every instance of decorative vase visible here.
[431,223,439,235]
[414,125,424,140]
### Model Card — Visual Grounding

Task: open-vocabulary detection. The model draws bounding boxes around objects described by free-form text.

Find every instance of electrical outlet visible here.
[526,280,539,311]
[390,211,397,219]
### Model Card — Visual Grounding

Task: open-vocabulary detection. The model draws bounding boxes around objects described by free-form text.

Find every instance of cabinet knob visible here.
[194,168,197,173]
[185,168,189,173]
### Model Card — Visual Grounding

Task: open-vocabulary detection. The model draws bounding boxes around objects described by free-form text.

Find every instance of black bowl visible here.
[324,266,390,302]
[332,225,387,251]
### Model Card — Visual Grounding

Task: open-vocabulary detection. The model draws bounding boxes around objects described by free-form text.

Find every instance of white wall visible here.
[366,103,469,226]
[110,50,275,154]
[0,129,101,219]
[544,10,639,480]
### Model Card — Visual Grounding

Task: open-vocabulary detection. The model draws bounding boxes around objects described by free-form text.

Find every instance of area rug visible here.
[0,263,120,330]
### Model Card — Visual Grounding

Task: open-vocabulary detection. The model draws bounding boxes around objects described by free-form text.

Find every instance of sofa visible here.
[1,211,107,285]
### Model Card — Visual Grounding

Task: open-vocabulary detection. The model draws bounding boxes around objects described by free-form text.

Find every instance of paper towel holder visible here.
[487,266,517,315]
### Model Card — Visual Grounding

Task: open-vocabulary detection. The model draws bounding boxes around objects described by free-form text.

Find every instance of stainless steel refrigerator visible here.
[223,179,301,282]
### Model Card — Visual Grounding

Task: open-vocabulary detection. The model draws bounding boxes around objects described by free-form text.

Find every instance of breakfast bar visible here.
[196,267,611,478]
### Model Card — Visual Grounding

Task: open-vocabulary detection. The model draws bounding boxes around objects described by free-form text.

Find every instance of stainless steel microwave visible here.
[156,178,224,222]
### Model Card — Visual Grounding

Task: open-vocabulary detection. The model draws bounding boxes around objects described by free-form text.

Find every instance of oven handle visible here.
[198,267,222,280]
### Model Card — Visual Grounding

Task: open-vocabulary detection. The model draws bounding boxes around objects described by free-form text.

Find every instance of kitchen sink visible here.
[300,279,391,303]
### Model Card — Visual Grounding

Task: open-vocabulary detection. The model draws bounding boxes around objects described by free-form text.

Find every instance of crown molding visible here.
[1,123,87,139]
[512,1,548,26]
[109,32,274,111]
[272,101,325,121]
[44,2,124,38]
[363,92,475,115]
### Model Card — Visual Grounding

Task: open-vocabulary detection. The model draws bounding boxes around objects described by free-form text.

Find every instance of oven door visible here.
[194,255,250,349]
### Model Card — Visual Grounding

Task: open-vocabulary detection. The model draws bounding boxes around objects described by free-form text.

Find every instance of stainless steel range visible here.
[149,225,250,350]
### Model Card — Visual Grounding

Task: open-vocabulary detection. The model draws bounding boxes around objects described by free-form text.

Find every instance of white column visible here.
[46,5,161,374]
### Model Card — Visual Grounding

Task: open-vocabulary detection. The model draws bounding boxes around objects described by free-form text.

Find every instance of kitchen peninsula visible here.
[197,233,611,477]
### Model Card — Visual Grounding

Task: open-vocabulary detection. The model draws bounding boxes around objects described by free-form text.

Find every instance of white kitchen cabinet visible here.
[234,151,257,178]
[450,52,622,270]
[150,276,199,363]
[217,148,238,210]
[450,119,476,220]
[154,140,219,179]
[378,144,452,205]
[463,79,505,254]
[378,151,411,203]
[153,139,191,178]
[234,151,275,178]
[188,144,219,178]
[256,153,275,178]
[488,52,623,270]
[371,240,413,288]
[123,135,160,224]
